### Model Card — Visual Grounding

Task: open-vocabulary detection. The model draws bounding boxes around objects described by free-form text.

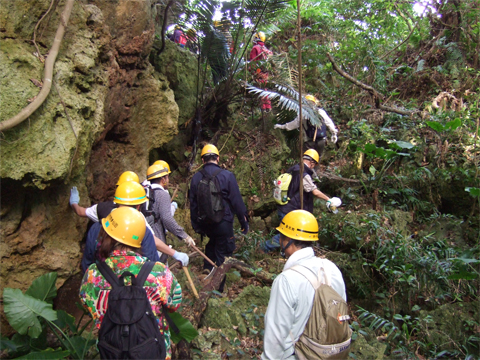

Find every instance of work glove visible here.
[326,197,342,214]
[173,251,189,266]
[273,124,283,129]
[183,235,196,247]
[70,187,80,205]
[172,201,178,210]
[331,133,338,144]
[240,222,249,235]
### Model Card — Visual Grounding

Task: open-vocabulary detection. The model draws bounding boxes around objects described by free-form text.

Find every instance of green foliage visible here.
[169,312,199,344]
[2,273,96,359]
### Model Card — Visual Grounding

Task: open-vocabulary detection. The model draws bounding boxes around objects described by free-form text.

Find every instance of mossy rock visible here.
[200,285,270,341]
[419,301,479,354]
[349,333,387,360]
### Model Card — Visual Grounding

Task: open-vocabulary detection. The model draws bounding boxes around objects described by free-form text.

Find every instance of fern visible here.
[357,306,400,341]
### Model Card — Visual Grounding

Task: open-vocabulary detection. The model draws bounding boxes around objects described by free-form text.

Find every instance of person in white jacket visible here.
[261,210,347,360]
[274,95,338,162]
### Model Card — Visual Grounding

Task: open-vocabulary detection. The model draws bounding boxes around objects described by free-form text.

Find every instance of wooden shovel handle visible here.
[191,244,217,268]
[183,266,199,299]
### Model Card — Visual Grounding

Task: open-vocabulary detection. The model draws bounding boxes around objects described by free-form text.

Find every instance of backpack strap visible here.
[96,261,120,289]
[288,264,331,289]
[136,261,180,334]
[135,261,156,286]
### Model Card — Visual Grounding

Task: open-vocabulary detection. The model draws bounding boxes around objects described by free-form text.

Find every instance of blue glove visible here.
[173,251,189,266]
[172,201,178,210]
[241,222,249,235]
[70,186,80,205]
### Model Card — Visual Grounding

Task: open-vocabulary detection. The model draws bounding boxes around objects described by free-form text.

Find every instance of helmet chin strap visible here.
[280,239,294,258]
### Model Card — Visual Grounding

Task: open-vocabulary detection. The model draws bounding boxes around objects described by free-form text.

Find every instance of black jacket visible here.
[278,163,315,214]
[189,163,248,232]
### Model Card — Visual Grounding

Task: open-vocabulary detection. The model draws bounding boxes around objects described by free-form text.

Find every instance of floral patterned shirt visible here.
[79,250,182,360]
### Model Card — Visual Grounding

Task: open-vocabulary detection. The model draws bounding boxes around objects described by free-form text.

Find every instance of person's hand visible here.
[183,236,196,247]
[172,201,178,210]
[326,197,342,214]
[274,124,282,129]
[241,222,249,235]
[70,187,80,205]
[331,133,338,144]
[173,251,189,266]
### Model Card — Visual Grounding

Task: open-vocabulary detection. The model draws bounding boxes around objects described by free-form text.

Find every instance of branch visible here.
[326,53,384,100]
[326,52,417,116]
[380,5,427,60]
[157,0,174,55]
[0,0,74,132]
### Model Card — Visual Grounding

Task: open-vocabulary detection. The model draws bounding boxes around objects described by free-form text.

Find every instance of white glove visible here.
[331,133,338,144]
[172,251,189,266]
[70,187,80,205]
[274,124,283,129]
[326,197,342,214]
[172,201,178,210]
[183,236,196,247]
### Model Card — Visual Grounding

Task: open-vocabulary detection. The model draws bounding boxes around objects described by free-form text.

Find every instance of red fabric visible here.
[250,41,271,110]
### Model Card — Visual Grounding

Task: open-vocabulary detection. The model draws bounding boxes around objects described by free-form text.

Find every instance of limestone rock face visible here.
[0,0,179,332]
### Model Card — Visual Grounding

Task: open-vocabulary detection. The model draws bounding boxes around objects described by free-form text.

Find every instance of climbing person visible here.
[262,210,350,360]
[141,160,178,218]
[202,22,230,84]
[146,163,196,253]
[274,94,339,162]
[70,178,188,271]
[263,149,341,252]
[249,31,273,112]
[189,144,249,292]
[79,206,182,360]
[173,25,187,48]
[186,28,199,54]
[218,17,233,54]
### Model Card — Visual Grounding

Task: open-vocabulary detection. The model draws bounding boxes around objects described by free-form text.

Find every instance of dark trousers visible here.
[304,138,326,161]
[203,220,235,292]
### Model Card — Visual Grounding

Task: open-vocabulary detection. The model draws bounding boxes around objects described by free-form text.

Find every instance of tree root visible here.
[0,0,74,132]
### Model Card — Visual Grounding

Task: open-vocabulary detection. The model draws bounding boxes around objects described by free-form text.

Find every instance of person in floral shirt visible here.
[79,207,182,360]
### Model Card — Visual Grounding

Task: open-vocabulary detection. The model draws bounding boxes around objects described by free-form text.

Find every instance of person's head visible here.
[187,28,197,38]
[114,181,147,210]
[99,207,146,259]
[147,162,171,188]
[221,17,231,30]
[116,171,140,186]
[253,31,266,44]
[305,94,319,106]
[303,149,319,169]
[175,24,182,30]
[276,210,319,258]
[201,144,220,164]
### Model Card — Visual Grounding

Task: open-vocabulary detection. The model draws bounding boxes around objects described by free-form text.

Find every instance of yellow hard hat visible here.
[305,94,317,103]
[114,181,147,205]
[187,28,196,37]
[213,20,221,28]
[147,163,170,180]
[175,24,181,30]
[201,144,219,157]
[152,160,172,174]
[276,210,319,241]
[102,207,146,248]
[254,31,266,43]
[116,171,140,186]
[304,149,320,164]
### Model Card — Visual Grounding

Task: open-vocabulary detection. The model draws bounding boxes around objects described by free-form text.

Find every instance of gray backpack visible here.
[289,265,352,360]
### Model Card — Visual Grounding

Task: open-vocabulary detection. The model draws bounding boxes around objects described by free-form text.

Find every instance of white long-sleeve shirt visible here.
[261,247,346,360]
[275,108,337,135]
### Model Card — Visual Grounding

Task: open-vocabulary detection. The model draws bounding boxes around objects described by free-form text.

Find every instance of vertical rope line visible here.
[297,0,304,209]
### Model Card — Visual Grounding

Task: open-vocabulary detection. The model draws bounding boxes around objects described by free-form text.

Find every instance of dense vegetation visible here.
[1,0,478,358]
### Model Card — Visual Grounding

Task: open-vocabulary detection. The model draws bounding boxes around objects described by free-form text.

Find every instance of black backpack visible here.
[196,168,225,224]
[96,261,169,360]
[140,186,161,228]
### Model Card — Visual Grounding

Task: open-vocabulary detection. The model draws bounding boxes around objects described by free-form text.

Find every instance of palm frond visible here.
[247,83,326,128]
